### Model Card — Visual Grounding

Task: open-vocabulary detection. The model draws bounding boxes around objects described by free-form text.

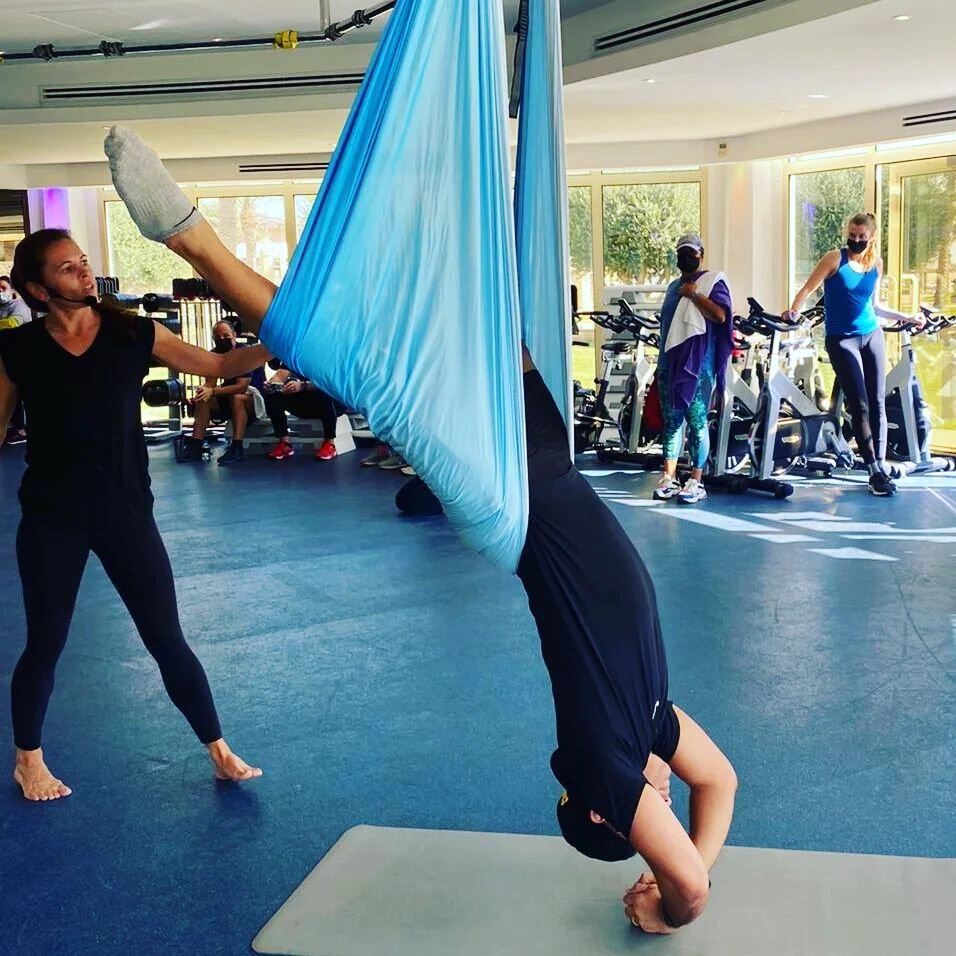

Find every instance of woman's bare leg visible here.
[165,220,277,336]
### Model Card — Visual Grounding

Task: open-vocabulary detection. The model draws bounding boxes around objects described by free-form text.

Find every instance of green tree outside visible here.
[602,182,701,286]
[105,201,186,297]
[791,168,866,296]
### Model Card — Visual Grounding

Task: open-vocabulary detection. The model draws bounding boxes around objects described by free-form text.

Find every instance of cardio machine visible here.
[742,298,855,480]
[573,300,662,458]
[876,306,955,473]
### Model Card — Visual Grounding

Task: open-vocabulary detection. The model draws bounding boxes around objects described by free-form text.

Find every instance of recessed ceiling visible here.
[0,0,951,170]
[0,0,609,54]
[563,0,956,142]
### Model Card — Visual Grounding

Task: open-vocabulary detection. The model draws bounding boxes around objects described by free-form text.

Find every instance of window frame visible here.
[100,179,324,280]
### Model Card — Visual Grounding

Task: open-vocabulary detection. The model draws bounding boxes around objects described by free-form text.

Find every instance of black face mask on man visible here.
[677,251,701,274]
[212,337,234,353]
[847,238,869,255]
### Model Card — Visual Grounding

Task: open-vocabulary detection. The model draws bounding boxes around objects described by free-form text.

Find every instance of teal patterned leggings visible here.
[658,366,716,469]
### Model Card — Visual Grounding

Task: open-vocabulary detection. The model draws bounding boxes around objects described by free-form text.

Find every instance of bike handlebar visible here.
[745,298,799,333]
[613,299,662,330]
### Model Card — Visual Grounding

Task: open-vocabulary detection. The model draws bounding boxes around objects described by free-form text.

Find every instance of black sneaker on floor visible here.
[4,429,26,446]
[175,436,205,462]
[217,442,245,466]
[868,471,897,496]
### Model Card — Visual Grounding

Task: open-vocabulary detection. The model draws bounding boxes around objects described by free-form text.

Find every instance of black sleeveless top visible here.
[0,313,157,526]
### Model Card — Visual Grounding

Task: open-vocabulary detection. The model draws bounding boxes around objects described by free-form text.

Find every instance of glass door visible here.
[886,158,956,453]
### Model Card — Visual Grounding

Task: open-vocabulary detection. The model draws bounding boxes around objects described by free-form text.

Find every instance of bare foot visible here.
[207,739,262,782]
[14,750,72,802]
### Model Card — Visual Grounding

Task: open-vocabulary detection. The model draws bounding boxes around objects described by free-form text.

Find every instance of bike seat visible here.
[601,340,633,354]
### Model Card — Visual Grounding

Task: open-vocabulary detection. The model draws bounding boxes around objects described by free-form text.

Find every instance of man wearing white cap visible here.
[652,234,734,504]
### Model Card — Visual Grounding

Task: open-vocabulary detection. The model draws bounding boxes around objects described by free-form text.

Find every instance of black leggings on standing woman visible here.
[11,513,223,751]
[825,328,887,465]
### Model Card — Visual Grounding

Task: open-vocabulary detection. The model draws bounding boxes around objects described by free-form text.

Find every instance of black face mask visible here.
[847,238,869,254]
[677,252,701,274]
[213,338,234,353]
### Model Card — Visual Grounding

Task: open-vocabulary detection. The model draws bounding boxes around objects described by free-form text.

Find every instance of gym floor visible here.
[0,443,953,955]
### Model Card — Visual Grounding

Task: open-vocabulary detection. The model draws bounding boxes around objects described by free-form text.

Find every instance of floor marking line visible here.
[842,534,956,543]
[650,510,769,532]
[807,547,898,562]
[928,488,956,517]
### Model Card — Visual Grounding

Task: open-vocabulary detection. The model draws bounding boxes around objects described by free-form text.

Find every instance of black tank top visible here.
[0,313,157,525]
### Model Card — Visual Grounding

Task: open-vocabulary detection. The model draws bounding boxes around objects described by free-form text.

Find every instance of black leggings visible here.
[265,389,341,440]
[826,329,887,465]
[11,512,222,751]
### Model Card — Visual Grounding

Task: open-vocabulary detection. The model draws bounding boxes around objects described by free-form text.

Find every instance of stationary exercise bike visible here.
[877,306,955,473]
[707,312,796,498]
[573,301,662,458]
[744,299,855,479]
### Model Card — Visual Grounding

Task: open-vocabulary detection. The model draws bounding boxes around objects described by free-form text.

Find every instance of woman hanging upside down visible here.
[103,126,737,935]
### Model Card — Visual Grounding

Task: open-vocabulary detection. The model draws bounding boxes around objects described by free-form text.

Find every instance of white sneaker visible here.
[653,476,681,500]
[677,478,707,504]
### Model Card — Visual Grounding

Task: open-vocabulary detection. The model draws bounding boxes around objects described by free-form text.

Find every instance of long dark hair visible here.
[10,228,138,335]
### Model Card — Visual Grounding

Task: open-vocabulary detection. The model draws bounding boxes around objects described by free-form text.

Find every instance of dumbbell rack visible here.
[139,278,235,444]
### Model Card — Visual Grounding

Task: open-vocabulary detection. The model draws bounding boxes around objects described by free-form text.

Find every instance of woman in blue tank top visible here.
[785,212,923,497]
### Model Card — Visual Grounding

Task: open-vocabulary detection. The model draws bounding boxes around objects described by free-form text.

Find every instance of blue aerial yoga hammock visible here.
[514,0,572,428]
[261,0,568,573]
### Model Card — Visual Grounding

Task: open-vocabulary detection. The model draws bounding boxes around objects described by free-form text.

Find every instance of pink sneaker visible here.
[315,440,337,461]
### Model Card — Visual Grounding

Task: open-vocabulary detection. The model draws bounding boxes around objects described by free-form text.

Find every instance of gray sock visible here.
[103,125,202,242]
[867,461,881,476]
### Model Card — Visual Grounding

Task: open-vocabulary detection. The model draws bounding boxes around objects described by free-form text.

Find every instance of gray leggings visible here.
[825,328,886,465]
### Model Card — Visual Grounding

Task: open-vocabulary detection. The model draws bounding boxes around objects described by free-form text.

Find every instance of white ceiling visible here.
[563,0,956,142]
[0,1,607,54]
[0,0,952,170]
[0,1,386,52]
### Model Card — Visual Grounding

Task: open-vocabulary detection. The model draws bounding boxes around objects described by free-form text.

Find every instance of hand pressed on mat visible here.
[623,877,678,935]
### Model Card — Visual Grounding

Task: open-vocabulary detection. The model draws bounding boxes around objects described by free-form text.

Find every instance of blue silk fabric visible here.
[262,0,568,572]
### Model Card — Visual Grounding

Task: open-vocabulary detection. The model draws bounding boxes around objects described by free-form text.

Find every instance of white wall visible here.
[707,161,787,313]
[65,189,105,275]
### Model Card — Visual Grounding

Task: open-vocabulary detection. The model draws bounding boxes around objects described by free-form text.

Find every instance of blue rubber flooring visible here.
[0,443,954,955]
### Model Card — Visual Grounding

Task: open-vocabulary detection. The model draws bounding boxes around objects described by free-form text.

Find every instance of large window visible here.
[105,200,186,297]
[602,182,701,287]
[294,194,317,240]
[789,167,866,299]
[568,186,593,311]
[0,190,26,278]
[892,162,956,451]
[197,195,288,283]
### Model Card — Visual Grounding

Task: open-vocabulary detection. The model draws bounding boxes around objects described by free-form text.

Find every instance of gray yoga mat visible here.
[253,825,955,956]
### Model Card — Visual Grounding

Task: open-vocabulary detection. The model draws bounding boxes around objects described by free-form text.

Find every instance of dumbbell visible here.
[142,378,186,407]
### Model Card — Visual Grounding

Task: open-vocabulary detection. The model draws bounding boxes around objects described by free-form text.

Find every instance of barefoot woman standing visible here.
[0,229,264,801]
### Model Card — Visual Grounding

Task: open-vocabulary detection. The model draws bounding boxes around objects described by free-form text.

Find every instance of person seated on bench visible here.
[180,319,266,466]
[263,361,340,461]
[0,275,33,329]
